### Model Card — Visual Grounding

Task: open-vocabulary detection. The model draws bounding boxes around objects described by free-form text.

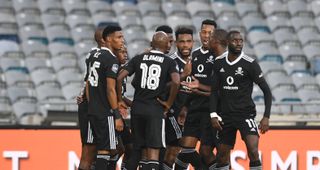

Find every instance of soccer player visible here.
[162,27,194,170]
[117,31,180,170]
[175,19,217,170]
[77,28,104,170]
[86,25,125,170]
[156,25,175,56]
[210,30,272,170]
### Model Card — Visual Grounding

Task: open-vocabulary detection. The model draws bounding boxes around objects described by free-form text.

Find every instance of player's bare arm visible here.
[158,72,180,113]
[107,77,124,131]
[257,79,272,134]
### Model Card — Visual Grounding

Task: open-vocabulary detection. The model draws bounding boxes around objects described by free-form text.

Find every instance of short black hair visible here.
[175,27,193,40]
[102,25,122,39]
[212,29,228,47]
[201,19,217,29]
[227,30,241,40]
[155,25,173,34]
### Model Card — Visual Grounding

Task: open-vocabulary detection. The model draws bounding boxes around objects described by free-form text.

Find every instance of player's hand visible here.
[76,95,84,104]
[186,76,200,89]
[259,117,269,134]
[119,108,128,118]
[182,59,192,77]
[157,98,171,114]
[178,106,187,126]
[211,118,223,131]
[118,101,128,118]
[115,118,124,131]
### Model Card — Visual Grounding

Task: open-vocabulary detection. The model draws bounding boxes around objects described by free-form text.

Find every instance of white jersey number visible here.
[140,63,161,90]
[88,61,100,87]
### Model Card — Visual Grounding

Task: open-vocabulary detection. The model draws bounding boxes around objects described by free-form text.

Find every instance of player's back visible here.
[87,47,119,115]
[127,50,177,104]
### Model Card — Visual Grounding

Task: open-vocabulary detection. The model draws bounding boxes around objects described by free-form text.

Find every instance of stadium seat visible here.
[87,0,113,15]
[0,40,20,56]
[127,39,149,59]
[25,56,51,73]
[16,11,42,27]
[265,70,294,90]
[259,61,284,75]
[61,81,83,101]
[22,40,50,57]
[291,15,316,32]
[291,71,318,90]
[112,1,140,16]
[278,43,306,61]
[4,69,33,87]
[267,15,292,32]
[71,25,95,42]
[261,0,288,16]
[56,68,82,86]
[186,1,212,17]
[254,42,283,63]
[12,0,39,13]
[303,43,320,60]
[142,15,166,31]
[283,61,307,75]
[74,40,96,57]
[123,25,148,43]
[13,100,43,125]
[30,68,56,87]
[311,0,320,17]
[41,13,66,28]
[20,24,47,43]
[38,0,63,13]
[92,11,118,27]
[118,14,142,29]
[287,0,309,17]
[167,15,193,32]
[51,55,77,72]
[297,87,320,102]
[35,82,65,102]
[138,1,161,16]
[45,24,71,42]
[217,13,244,31]
[161,2,186,16]
[211,1,237,18]
[273,28,299,46]
[62,0,88,14]
[48,42,75,57]
[65,13,93,29]
[0,97,13,124]
[247,30,275,45]
[297,27,320,46]
[235,1,258,18]
[0,56,24,72]
[242,14,270,33]
[7,86,37,103]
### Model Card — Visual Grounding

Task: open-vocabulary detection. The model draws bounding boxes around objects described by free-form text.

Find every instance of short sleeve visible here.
[124,56,136,76]
[105,56,119,79]
[168,58,179,74]
[249,60,265,84]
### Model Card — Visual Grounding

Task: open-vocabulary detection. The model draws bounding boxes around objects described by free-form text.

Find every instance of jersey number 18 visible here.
[140,63,161,90]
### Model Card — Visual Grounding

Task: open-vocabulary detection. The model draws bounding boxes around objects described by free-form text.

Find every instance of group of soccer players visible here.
[77,18,272,170]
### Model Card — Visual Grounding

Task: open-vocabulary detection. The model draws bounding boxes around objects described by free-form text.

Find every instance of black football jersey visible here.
[86,47,119,116]
[188,47,215,111]
[170,52,190,113]
[124,50,178,104]
[213,52,265,117]
[81,47,99,97]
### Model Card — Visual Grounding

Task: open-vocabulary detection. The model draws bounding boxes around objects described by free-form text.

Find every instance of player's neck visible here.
[215,46,227,57]
[177,51,189,61]
[227,51,241,62]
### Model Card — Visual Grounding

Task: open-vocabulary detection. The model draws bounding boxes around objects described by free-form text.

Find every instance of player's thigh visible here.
[130,114,146,149]
[217,118,237,148]
[236,117,259,141]
[145,115,166,148]
[88,115,117,151]
[200,112,218,147]
[183,111,202,139]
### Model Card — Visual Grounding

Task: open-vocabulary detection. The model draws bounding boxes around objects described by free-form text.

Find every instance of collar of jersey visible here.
[225,51,244,66]
[174,51,187,64]
[150,50,164,54]
[100,47,116,57]
[215,51,228,60]
[91,47,99,51]
[200,46,209,54]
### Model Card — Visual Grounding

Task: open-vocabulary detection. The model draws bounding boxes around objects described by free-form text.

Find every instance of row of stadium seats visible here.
[1,0,320,125]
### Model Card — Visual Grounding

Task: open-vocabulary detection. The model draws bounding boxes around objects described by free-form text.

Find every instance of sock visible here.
[215,163,230,170]
[139,160,148,170]
[125,148,141,170]
[208,160,217,170]
[162,161,173,170]
[108,154,120,169]
[250,160,262,170]
[95,154,110,170]
[148,160,160,170]
[175,148,201,170]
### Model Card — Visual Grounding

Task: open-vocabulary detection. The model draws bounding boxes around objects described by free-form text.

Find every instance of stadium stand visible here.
[0,0,320,126]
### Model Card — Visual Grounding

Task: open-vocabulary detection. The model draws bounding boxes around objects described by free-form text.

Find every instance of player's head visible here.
[94,27,105,48]
[227,30,243,55]
[151,31,170,54]
[199,19,217,50]
[209,29,228,52]
[102,25,125,52]
[175,27,194,58]
[156,25,174,53]
[115,45,128,65]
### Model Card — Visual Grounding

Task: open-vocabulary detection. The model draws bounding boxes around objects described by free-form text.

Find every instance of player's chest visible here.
[218,64,249,83]
[191,55,214,76]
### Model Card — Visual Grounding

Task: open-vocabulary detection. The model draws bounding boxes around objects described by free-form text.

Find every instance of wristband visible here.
[111,109,121,119]
[210,112,222,122]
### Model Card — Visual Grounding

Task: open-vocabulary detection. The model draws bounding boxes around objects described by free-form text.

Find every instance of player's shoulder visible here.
[241,52,255,63]
[191,47,202,56]
[215,51,227,61]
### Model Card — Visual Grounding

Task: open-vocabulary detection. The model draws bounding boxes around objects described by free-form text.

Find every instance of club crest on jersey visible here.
[206,55,214,64]
[112,64,119,73]
[235,67,244,76]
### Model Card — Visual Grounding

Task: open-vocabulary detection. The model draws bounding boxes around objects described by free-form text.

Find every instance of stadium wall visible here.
[0,129,319,170]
